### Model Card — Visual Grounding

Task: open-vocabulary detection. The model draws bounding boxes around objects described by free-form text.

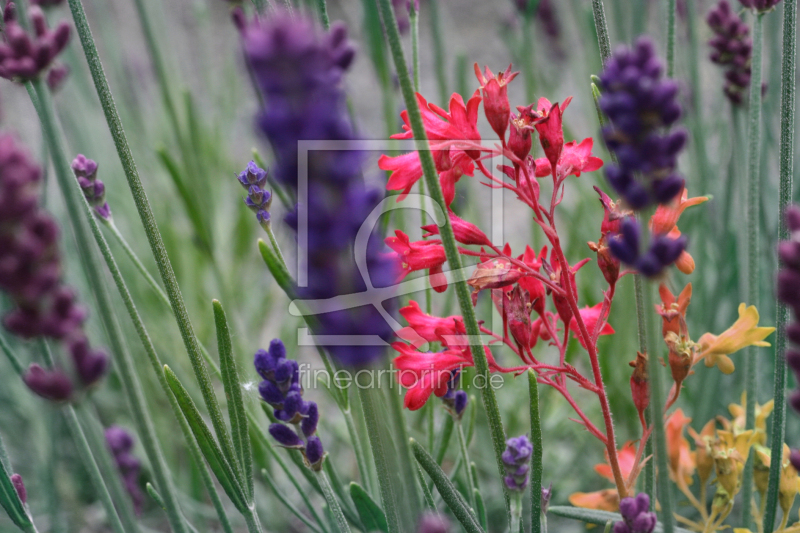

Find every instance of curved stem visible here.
[764,0,796,530]
[106,220,170,307]
[742,12,765,531]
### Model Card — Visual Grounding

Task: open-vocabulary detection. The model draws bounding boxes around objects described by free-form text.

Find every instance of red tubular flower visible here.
[532,96,572,172]
[588,187,630,286]
[393,342,468,410]
[569,303,615,349]
[629,352,650,428]
[421,209,491,246]
[518,245,547,316]
[474,63,519,141]
[396,300,464,348]
[379,92,482,202]
[385,230,448,292]
[533,138,603,179]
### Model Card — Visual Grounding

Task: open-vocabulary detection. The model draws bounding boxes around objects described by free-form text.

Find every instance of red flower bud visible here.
[422,210,491,247]
[629,352,650,428]
[474,63,518,141]
[508,117,532,161]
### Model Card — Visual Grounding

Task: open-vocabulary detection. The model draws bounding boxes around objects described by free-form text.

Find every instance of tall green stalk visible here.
[29,77,190,533]
[666,0,676,77]
[428,0,449,104]
[590,0,612,64]
[764,0,797,530]
[374,0,511,522]
[644,283,675,533]
[529,371,544,533]
[742,12,765,530]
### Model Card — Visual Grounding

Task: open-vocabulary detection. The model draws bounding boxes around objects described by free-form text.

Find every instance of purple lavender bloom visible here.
[0,135,108,396]
[738,0,782,11]
[30,0,64,6]
[46,62,69,92]
[236,161,272,229]
[777,206,800,453]
[417,513,451,533]
[502,435,533,491]
[614,493,657,533]
[0,5,70,82]
[441,370,468,419]
[598,38,687,210]
[22,364,72,401]
[105,426,144,514]
[72,155,111,220]
[241,13,396,367]
[10,474,26,505]
[256,339,325,470]
[607,216,687,278]
[707,0,753,105]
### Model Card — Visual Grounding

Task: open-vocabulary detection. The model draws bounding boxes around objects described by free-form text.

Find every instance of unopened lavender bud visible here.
[269,423,303,448]
[23,363,72,401]
[10,474,26,504]
[502,435,533,491]
[541,484,552,513]
[616,494,656,533]
[453,391,468,417]
[304,435,324,470]
[301,402,319,437]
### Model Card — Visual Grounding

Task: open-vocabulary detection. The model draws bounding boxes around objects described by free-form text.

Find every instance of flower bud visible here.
[10,474,26,504]
[629,352,649,427]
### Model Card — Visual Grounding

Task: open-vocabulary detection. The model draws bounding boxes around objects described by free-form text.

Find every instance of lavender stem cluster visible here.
[0,134,108,401]
[0,3,69,82]
[598,38,689,277]
[256,339,325,471]
[72,155,111,220]
[615,493,657,533]
[502,435,533,491]
[707,0,753,105]
[105,426,145,514]
[240,13,396,367]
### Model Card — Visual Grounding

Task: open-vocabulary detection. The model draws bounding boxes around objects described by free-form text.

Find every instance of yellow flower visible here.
[698,304,775,374]
[713,430,757,497]
[728,392,774,444]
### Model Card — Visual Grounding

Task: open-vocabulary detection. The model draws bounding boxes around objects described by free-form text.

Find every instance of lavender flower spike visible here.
[241,13,396,367]
[598,38,687,210]
[607,216,688,278]
[256,339,325,470]
[105,426,145,514]
[72,154,111,220]
[0,5,70,82]
[615,493,657,533]
[236,161,272,229]
[502,435,533,491]
[738,0,782,11]
[0,134,109,397]
[707,0,753,105]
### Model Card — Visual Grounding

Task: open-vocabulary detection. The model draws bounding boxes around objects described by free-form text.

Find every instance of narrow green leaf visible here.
[155,146,213,257]
[213,300,253,502]
[349,482,388,533]
[0,459,31,530]
[164,365,247,513]
[411,439,483,533]
[324,459,360,527]
[548,507,694,533]
[258,239,296,298]
[416,465,436,511]
[146,482,166,510]
[474,489,487,531]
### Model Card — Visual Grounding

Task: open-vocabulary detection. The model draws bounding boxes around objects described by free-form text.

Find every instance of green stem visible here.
[0,332,23,377]
[666,0,676,77]
[316,0,330,29]
[317,470,351,533]
[590,0,612,64]
[261,469,324,533]
[358,385,401,533]
[742,13,765,530]
[30,76,190,533]
[764,0,796,530]
[428,0,448,104]
[106,220,170,308]
[644,283,675,533]
[529,370,543,533]
[374,0,510,522]
[66,0,241,500]
[511,493,522,533]
[63,406,128,533]
[456,421,476,510]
